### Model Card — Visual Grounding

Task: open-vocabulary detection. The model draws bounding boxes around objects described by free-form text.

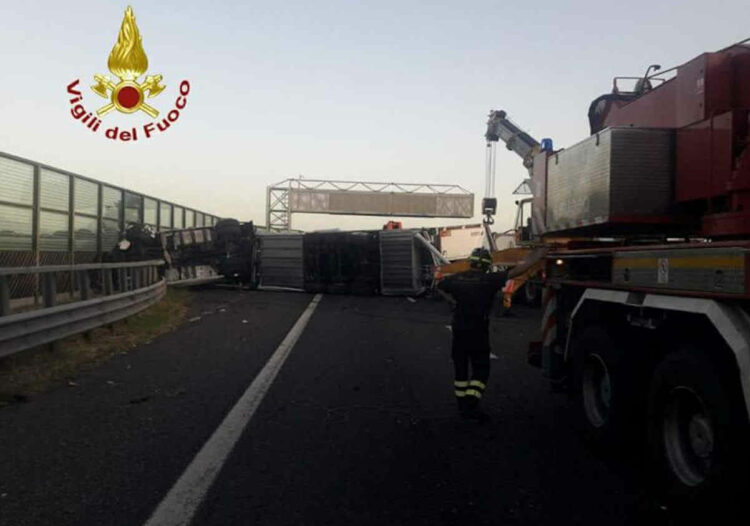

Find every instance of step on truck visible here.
[491,39,750,513]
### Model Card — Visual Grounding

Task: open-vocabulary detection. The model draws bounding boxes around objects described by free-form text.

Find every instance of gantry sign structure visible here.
[266,178,475,232]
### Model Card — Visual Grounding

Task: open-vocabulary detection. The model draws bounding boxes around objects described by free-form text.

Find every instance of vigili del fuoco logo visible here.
[66,6,190,142]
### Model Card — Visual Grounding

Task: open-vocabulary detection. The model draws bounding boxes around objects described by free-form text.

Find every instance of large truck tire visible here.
[647,346,749,516]
[571,325,643,447]
[214,218,241,241]
[246,246,259,290]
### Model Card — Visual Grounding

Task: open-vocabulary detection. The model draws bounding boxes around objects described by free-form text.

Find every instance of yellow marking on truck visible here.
[436,247,532,276]
[613,256,744,270]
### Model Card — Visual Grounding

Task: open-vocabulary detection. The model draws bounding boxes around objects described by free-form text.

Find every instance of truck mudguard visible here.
[566,289,750,421]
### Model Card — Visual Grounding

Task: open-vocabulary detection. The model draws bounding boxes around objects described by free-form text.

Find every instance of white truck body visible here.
[437,223,486,260]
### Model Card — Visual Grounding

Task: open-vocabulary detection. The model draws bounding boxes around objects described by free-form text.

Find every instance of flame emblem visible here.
[91,6,165,117]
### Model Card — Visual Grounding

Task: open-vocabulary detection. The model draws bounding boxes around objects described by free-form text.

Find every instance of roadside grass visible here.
[0,288,191,406]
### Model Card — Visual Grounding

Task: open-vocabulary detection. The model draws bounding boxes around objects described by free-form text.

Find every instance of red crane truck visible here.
[496,39,750,512]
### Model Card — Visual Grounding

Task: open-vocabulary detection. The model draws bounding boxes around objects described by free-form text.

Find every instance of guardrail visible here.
[0,260,165,358]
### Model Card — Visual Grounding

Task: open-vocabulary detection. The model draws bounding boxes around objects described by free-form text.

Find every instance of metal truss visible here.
[266,185,291,232]
[512,178,533,195]
[265,178,472,232]
[279,178,470,194]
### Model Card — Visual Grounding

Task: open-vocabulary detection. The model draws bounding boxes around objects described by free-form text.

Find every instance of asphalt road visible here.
[0,289,666,525]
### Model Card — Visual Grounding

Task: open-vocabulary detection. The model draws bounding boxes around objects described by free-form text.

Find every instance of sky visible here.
[1,0,748,232]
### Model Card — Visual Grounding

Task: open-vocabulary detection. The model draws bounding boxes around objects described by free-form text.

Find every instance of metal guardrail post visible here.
[104,268,114,295]
[118,268,126,292]
[79,270,91,301]
[78,269,92,340]
[43,274,57,308]
[0,276,10,316]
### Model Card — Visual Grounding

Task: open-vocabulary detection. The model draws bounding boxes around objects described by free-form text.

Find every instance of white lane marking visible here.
[143,293,323,526]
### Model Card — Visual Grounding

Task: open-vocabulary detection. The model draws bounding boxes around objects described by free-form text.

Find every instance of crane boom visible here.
[485,110,540,170]
[481,110,541,249]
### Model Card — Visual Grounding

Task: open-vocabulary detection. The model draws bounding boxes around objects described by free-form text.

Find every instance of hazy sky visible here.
[1,0,747,231]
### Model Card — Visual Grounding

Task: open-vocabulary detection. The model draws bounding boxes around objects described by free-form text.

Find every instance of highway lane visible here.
[0,290,313,526]
[194,293,658,525]
[0,290,661,525]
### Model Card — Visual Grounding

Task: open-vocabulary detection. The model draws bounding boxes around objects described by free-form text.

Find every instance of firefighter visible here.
[437,247,508,421]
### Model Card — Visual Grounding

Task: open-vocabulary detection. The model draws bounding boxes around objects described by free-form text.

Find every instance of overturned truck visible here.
[157,221,438,296]
[254,228,438,295]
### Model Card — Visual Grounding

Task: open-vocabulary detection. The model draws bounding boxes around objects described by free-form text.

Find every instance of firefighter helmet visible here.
[469,247,493,270]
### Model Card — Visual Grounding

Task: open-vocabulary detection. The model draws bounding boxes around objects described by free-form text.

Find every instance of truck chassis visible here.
[537,240,750,512]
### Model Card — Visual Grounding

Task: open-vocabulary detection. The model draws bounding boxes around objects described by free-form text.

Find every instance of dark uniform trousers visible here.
[451,326,490,409]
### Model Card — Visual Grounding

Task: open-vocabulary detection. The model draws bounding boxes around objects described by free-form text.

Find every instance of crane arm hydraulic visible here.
[481,110,541,250]
[484,110,541,170]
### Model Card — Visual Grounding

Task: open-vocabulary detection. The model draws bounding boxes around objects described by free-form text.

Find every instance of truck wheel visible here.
[247,258,259,290]
[573,326,638,445]
[647,347,748,513]
[214,218,241,241]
